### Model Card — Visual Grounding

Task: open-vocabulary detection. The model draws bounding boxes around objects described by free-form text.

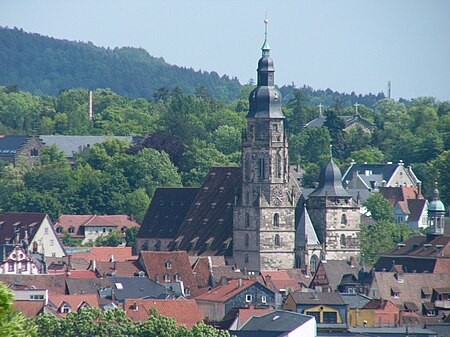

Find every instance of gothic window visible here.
[258,158,265,179]
[310,255,319,274]
[244,234,249,248]
[341,214,347,225]
[340,234,346,247]
[273,213,280,227]
[276,154,282,178]
[245,213,250,228]
[274,234,281,247]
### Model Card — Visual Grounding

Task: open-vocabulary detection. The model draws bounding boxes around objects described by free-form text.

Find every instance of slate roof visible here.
[174,167,241,256]
[195,280,260,303]
[240,310,313,332]
[55,214,140,238]
[39,135,137,158]
[65,247,137,262]
[0,135,33,158]
[0,274,67,295]
[124,299,203,327]
[137,187,199,240]
[296,206,320,246]
[0,212,48,245]
[340,293,372,309]
[290,291,346,305]
[226,307,275,330]
[309,159,351,198]
[138,251,200,296]
[110,276,168,302]
[66,277,113,295]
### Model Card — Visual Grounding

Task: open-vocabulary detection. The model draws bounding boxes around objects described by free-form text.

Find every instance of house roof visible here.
[138,251,200,296]
[340,293,372,309]
[58,270,97,279]
[261,271,303,293]
[362,299,395,310]
[290,291,345,305]
[0,135,33,157]
[374,234,450,273]
[55,215,140,237]
[174,167,241,256]
[371,271,450,309]
[39,135,136,158]
[0,212,48,244]
[232,307,275,330]
[137,187,199,241]
[49,293,100,316]
[14,300,45,318]
[379,187,424,205]
[66,278,113,295]
[0,274,67,295]
[240,310,314,332]
[110,276,168,302]
[406,199,428,222]
[65,247,137,262]
[311,260,361,291]
[124,299,203,328]
[96,260,144,277]
[195,279,260,303]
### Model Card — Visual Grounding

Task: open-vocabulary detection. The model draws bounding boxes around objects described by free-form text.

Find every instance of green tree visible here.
[125,227,139,247]
[363,193,395,222]
[0,282,37,337]
[95,231,124,247]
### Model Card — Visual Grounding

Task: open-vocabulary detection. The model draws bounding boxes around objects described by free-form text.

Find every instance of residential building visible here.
[55,214,140,245]
[0,245,40,274]
[195,279,276,323]
[305,113,376,134]
[0,135,43,165]
[46,294,101,317]
[0,212,65,258]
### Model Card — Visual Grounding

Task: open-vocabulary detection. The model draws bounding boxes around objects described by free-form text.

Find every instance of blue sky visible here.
[1,0,449,100]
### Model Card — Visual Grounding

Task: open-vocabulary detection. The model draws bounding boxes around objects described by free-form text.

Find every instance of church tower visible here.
[233,18,299,271]
[427,183,446,235]
[306,155,361,262]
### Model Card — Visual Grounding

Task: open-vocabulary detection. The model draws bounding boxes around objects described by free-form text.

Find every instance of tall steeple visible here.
[247,17,284,119]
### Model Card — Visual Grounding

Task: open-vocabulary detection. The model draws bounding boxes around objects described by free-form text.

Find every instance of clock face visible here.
[272,188,284,206]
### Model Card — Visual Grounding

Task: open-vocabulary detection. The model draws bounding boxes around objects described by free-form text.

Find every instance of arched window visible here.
[174,273,180,282]
[165,261,171,269]
[273,213,280,227]
[164,274,170,282]
[259,158,265,179]
[310,255,319,274]
[341,214,347,225]
[244,234,249,248]
[340,234,346,247]
[274,234,281,247]
[276,154,282,178]
[245,213,250,228]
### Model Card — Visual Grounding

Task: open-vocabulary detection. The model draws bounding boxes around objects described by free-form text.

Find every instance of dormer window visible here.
[174,273,180,282]
[185,287,191,297]
[391,288,401,298]
[165,261,171,269]
[164,274,170,282]
[61,303,71,314]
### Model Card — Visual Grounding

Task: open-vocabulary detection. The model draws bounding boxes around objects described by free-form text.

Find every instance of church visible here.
[136,20,361,272]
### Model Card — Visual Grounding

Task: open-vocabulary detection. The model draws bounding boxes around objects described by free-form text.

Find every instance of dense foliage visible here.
[0,27,241,102]
[36,307,230,337]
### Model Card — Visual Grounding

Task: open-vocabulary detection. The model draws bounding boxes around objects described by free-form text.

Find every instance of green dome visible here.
[428,200,446,212]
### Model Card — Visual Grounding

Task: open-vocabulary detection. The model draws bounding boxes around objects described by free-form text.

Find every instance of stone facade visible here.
[307,196,360,261]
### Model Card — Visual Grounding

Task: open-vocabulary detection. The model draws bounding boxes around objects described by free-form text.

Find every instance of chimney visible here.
[89,259,96,271]
[133,301,138,311]
[238,278,243,288]
[88,90,93,120]
[220,276,228,286]
[417,182,422,198]
[350,256,357,268]
[265,274,272,287]
[67,255,72,272]
[113,260,117,272]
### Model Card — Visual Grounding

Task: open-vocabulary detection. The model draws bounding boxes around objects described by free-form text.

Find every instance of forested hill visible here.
[0,27,242,102]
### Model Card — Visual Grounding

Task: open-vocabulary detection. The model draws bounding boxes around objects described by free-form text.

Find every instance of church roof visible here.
[296,206,320,246]
[137,187,199,240]
[247,86,285,119]
[309,159,350,198]
[174,167,241,256]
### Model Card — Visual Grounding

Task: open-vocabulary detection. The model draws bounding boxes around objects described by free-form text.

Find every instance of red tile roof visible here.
[55,215,140,238]
[48,293,101,317]
[14,300,45,317]
[96,260,144,277]
[195,279,258,303]
[66,247,137,262]
[67,270,98,279]
[379,187,424,205]
[124,299,203,328]
[262,271,302,292]
[138,251,200,297]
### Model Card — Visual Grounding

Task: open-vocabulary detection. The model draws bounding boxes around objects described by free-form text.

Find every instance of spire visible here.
[262,14,270,57]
